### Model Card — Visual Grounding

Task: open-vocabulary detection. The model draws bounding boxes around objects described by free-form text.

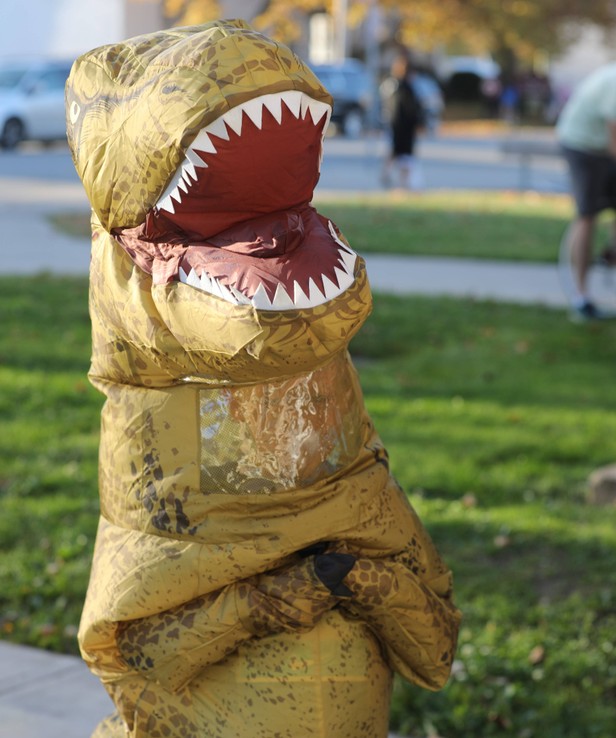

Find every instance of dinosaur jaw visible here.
[176,219,357,311]
[154,90,331,218]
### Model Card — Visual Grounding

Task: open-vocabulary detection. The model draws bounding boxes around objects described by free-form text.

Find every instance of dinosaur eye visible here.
[70,101,81,124]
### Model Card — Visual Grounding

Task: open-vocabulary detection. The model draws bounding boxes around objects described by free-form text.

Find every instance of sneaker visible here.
[570,300,602,322]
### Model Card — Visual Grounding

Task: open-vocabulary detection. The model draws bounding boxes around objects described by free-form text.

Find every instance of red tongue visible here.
[113,204,345,304]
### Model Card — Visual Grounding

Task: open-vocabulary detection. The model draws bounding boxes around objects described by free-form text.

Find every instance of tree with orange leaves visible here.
[164,0,616,65]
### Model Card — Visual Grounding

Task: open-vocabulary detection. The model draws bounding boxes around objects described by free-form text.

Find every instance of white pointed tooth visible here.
[170,186,183,204]
[281,90,302,118]
[215,279,239,305]
[182,160,197,181]
[242,98,264,129]
[157,168,184,201]
[321,274,340,300]
[272,283,295,309]
[157,195,175,214]
[192,129,217,154]
[186,268,201,289]
[207,276,225,299]
[338,248,357,273]
[251,282,273,309]
[328,220,356,254]
[223,106,244,136]
[307,277,325,306]
[293,281,312,309]
[206,117,230,141]
[307,99,330,125]
[200,272,212,292]
[300,95,311,119]
[334,265,355,291]
[177,177,188,193]
[186,148,208,168]
[179,267,189,283]
[229,285,251,305]
[263,94,283,124]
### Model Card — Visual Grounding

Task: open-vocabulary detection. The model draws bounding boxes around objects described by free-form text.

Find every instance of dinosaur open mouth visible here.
[118,90,359,312]
[153,90,331,220]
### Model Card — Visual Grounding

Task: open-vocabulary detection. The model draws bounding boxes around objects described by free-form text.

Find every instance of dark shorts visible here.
[391,125,416,158]
[561,144,616,217]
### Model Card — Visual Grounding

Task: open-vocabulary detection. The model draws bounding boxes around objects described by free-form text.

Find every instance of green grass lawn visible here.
[315,190,578,262]
[353,296,616,737]
[1,275,615,736]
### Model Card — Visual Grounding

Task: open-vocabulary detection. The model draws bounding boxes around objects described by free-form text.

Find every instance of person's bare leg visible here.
[569,215,595,299]
[395,155,411,189]
[381,155,393,187]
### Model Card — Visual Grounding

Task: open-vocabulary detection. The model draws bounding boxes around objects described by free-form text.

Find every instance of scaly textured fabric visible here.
[66,19,461,738]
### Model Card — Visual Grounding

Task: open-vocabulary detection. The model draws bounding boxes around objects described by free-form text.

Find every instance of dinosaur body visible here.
[66,20,460,738]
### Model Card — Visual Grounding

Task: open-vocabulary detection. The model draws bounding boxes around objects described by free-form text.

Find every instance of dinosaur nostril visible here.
[70,101,81,124]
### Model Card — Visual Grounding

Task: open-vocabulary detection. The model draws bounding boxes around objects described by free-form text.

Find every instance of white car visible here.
[0,59,73,149]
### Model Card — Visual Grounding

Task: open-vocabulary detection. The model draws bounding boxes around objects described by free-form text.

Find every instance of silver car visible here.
[0,59,73,149]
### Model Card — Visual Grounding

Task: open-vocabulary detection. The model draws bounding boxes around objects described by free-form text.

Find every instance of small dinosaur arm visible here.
[66,18,460,733]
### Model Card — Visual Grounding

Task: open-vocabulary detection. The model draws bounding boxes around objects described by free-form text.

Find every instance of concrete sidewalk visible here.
[0,641,113,738]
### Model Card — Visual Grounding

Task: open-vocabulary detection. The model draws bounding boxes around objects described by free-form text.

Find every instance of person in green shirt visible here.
[557,63,616,320]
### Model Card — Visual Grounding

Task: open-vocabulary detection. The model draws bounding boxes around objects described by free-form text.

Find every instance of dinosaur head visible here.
[66,19,332,231]
[67,20,363,315]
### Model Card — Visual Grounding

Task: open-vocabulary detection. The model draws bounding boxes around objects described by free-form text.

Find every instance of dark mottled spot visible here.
[152,499,170,531]
[174,498,191,534]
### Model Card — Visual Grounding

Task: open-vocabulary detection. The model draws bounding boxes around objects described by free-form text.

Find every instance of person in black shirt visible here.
[381,55,425,189]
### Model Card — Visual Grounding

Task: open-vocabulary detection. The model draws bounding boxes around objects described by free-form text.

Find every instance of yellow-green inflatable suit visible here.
[66,20,461,738]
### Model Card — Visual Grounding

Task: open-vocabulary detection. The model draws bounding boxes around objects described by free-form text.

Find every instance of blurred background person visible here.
[481,75,502,118]
[412,65,445,137]
[380,54,425,190]
[557,62,616,320]
[499,74,521,124]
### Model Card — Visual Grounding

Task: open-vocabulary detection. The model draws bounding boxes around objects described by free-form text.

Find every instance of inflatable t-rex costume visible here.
[66,19,461,738]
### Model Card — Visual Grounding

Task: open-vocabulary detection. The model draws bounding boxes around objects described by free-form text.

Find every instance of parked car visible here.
[310,60,375,137]
[0,58,73,149]
[435,55,501,102]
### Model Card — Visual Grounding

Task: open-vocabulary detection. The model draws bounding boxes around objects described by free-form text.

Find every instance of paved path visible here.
[0,642,113,738]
